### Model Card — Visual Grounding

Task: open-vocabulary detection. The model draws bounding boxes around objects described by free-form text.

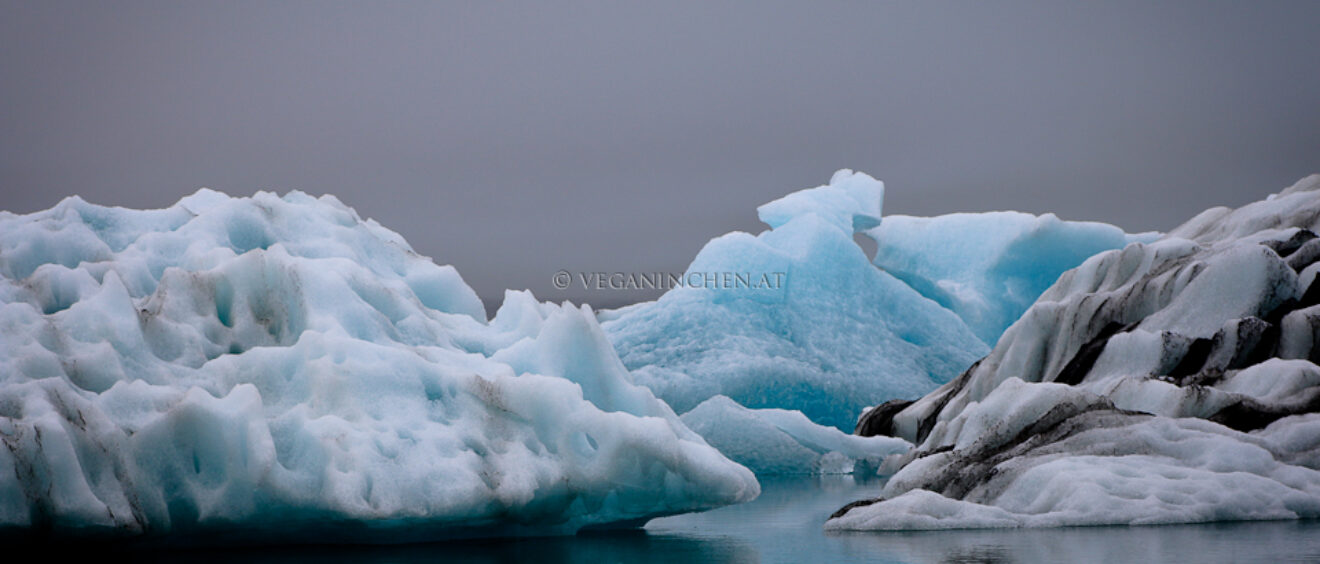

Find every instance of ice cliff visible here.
[833,175,1320,530]
[0,190,757,542]
[602,170,1148,431]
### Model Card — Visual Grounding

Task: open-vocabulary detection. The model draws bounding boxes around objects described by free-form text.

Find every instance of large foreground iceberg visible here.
[602,170,1145,430]
[0,190,757,542]
[833,175,1320,530]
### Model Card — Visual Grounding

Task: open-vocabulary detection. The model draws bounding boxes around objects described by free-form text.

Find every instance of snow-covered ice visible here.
[0,190,758,542]
[833,175,1320,530]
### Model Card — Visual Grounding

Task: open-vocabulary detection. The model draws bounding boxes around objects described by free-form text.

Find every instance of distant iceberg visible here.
[680,395,910,476]
[870,212,1158,345]
[832,175,1320,530]
[0,190,757,542]
[602,170,1147,430]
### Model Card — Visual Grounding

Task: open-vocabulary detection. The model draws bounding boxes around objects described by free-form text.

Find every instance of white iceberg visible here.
[0,190,758,542]
[833,175,1320,530]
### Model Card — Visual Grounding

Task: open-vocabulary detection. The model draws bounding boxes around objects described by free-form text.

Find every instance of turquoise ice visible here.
[603,170,1148,430]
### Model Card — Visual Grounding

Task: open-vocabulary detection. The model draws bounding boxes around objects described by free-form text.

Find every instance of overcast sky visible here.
[3,1,1318,311]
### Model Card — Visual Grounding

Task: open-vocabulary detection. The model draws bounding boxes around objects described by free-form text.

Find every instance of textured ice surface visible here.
[602,171,988,431]
[679,396,910,476]
[603,170,1143,430]
[756,169,885,233]
[834,175,1320,530]
[870,212,1158,345]
[831,380,1320,530]
[0,190,757,542]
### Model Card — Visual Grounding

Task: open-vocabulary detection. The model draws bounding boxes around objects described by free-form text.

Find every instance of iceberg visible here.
[679,396,910,476]
[869,212,1158,345]
[0,190,757,542]
[602,170,1145,430]
[833,175,1320,530]
[602,171,988,431]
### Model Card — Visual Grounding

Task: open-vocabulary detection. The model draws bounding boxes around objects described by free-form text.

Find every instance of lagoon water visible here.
[91,477,1320,563]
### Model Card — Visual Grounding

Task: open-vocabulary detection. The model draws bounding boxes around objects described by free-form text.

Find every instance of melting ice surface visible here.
[0,190,757,540]
[602,170,1149,431]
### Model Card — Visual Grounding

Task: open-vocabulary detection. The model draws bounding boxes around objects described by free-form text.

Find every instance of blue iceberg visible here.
[602,170,1145,430]
[870,212,1158,345]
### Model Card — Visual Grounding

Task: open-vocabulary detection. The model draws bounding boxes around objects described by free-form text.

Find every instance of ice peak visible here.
[1282,173,1320,196]
[756,169,884,234]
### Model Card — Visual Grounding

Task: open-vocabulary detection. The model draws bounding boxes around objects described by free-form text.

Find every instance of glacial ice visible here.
[834,174,1320,530]
[602,171,988,431]
[602,170,1144,430]
[756,169,885,233]
[869,212,1158,345]
[679,396,910,476]
[0,190,758,541]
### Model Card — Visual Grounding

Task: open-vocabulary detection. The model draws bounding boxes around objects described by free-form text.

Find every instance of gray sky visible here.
[3,1,1318,312]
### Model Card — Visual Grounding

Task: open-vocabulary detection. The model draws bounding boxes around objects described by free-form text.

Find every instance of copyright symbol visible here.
[552,270,572,290]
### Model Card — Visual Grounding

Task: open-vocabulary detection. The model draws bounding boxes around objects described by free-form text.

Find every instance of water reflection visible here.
[123,532,758,564]
[650,476,1320,564]
[30,477,1320,563]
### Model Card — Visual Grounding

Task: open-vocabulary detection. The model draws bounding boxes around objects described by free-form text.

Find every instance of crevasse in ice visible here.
[0,190,758,541]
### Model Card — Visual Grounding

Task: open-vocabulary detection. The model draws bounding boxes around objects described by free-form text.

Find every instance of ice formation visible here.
[869,213,1158,345]
[833,175,1320,530]
[679,396,910,476]
[0,190,758,542]
[602,170,1143,430]
[602,171,987,431]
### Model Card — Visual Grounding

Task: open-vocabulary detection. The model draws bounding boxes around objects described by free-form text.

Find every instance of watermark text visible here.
[552,270,785,291]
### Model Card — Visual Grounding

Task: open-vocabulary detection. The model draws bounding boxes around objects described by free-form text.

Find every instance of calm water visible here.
[83,477,1320,563]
